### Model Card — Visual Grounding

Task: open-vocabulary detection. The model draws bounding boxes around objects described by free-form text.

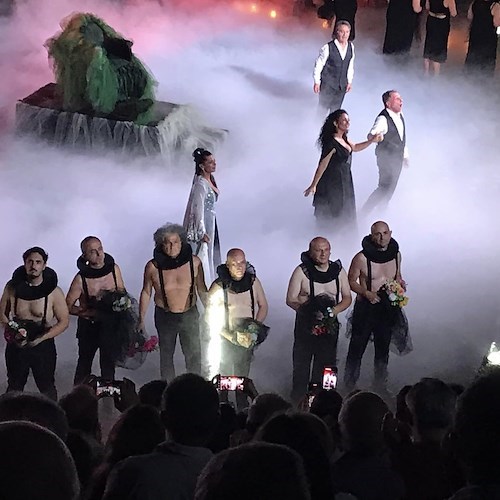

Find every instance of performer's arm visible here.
[286,267,308,311]
[66,274,87,317]
[445,0,457,16]
[348,134,380,153]
[348,253,380,304]
[304,148,336,196]
[194,256,208,308]
[396,252,406,289]
[253,278,268,323]
[185,180,208,243]
[34,288,69,344]
[491,2,500,27]
[0,285,12,327]
[467,1,473,19]
[413,0,422,13]
[114,264,126,291]
[313,44,329,92]
[334,268,352,314]
[368,115,388,140]
[138,262,154,330]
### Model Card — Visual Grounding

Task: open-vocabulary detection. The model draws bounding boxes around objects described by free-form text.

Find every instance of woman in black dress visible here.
[304,110,380,230]
[383,0,422,55]
[423,0,457,75]
[465,0,500,77]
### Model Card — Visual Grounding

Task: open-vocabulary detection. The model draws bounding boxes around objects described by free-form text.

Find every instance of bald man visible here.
[344,221,405,392]
[207,249,268,410]
[286,237,351,403]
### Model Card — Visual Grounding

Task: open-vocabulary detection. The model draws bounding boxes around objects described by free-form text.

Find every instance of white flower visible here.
[388,293,397,302]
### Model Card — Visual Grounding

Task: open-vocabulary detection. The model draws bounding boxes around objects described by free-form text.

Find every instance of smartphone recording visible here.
[322,366,338,390]
[96,379,122,398]
[218,375,245,391]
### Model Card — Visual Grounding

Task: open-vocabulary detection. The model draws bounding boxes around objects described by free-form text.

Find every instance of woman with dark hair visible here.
[464,0,500,77]
[304,110,379,230]
[85,404,164,500]
[183,148,221,283]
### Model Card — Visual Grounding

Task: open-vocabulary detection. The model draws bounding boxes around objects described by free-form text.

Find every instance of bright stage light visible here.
[269,9,277,18]
[322,20,329,29]
[205,287,225,379]
[487,342,500,365]
[250,4,257,12]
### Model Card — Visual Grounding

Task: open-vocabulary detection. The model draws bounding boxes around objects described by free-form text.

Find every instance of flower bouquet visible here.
[307,294,339,337]
[231,318,270,349]
[4,320,28,345]
[381,279,409,307]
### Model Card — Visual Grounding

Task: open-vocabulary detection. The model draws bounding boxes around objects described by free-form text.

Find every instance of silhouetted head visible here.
[0,392,69,441]
[194,442,311,500]
[139,380,168,410]
[246,393,292,435]
[59,385,99,437]
[161,374,219,446]
[0,421,79,500]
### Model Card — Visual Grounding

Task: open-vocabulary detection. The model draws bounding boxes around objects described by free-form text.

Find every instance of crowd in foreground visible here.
[1,367,500,500]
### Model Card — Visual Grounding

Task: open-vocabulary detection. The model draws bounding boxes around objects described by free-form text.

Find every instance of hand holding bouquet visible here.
[382,279,409,307]
[308,294,339,337]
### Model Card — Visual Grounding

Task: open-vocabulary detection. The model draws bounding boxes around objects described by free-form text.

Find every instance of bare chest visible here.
[362,259,397,291]
[153,264,193,292]
[300,277,339,299]
[82,273,116,299]
[13,296,53,322]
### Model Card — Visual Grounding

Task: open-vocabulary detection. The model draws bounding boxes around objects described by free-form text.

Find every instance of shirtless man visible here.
[0,247,69,400]
[286,237,351,403]
[66,236,125,384]
[344,221,404,391]
[139,223,207,381]
[207,248,268,410]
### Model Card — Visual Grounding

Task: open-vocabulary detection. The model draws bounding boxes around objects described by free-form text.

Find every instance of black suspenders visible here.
[157,255,195,310]
[306,271,340,305]
[81,266,118,302]
[222,285,255,330]
[366,254,399,291]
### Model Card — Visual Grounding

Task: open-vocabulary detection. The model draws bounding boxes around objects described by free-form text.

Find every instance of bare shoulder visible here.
[144,259,156,273]
[51,286,67,301]
[208,280,222,293]
[68,273,83,289]
[350,251,366,267]
[192,255,202,267]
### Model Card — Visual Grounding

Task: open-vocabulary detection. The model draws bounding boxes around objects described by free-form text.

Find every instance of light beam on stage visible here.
[205,287,225,380]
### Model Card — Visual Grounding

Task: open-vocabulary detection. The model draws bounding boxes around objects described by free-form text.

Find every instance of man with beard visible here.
[66,236,125,384]
[139,223,208,381]
[207,248,268,410]
[344,221,407,392]
[0,247,69,400]
[286,237,351,403]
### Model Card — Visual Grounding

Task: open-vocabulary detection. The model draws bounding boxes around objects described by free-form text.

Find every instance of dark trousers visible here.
[362,154,404,214]
[74,318,115,385]
[291,314,338,403]
[5,339,57,400]
[344,299,395,390]
[219,337,253,410]
[154,306,201,382]
[319,85,346,114]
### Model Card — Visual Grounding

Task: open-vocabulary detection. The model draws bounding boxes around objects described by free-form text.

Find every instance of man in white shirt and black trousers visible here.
[362,89,409,215]
[313,20,355,114]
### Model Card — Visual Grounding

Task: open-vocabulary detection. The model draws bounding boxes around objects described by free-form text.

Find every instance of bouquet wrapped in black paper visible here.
[230,317,270,349]
[301,293,340,337]
[95,290,158,369]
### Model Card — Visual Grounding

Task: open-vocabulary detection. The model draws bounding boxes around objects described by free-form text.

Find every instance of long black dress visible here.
[465,0,498,76]
[383,0,417,54]
[423,0,451,63]
[334,0,358,40]
[313,138,356,229]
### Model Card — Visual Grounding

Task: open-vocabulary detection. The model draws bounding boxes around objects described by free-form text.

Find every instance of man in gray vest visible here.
[313,20,355,114]
[362,90,408,214]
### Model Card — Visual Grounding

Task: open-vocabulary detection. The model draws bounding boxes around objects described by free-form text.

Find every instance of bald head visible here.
[226,248,247,281]
[308,237,331,267]
[370,221,392,250]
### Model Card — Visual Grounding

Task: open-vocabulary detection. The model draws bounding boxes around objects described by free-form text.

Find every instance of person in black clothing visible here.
[383,0,422,56]
[334,0,358,40]
[66,237,126,384]
[286,237,351,403]
[0,247,69,400]
[344,222,408,391]
[362,90,408,215]
[313,21,355,114]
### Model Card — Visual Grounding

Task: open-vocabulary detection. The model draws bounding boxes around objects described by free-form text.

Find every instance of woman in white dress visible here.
[183,148,221,283]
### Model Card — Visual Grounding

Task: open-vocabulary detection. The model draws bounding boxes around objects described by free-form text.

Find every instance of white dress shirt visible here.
[369,109,409,159]
[313,40,355,85]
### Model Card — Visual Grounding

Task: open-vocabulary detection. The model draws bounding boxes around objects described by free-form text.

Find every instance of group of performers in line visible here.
[318,0,500,77]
